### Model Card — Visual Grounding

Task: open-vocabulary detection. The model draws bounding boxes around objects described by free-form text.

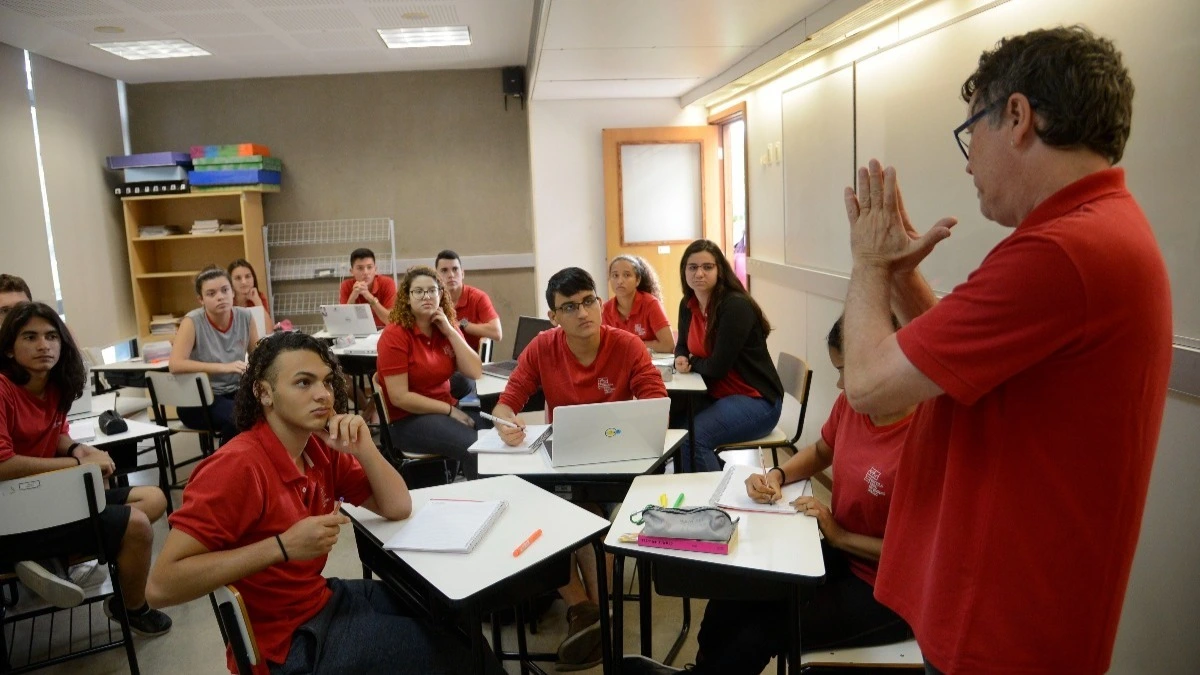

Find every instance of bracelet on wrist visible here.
[72,456,81,466]
[446,405,454,416]
[275,534,290,563]
[67,442,80,458]
[769,466,786,483]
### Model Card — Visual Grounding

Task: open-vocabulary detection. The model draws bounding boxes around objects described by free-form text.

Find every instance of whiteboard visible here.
[782,0,1200,339]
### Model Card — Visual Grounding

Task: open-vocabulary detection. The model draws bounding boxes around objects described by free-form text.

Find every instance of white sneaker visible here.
[68,560,109,589]
[14,560,86,608]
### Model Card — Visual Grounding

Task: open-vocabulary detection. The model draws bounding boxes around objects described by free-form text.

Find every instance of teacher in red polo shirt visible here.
[376,265,485,479]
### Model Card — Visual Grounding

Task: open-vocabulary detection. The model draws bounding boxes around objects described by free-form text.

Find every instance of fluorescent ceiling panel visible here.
[377,25,471,49]
[91,39,210,60]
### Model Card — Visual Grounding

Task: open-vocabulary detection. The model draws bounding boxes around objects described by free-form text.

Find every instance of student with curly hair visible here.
[0,302,171,634]
[602,254,674,353]
[376,266,485,478]
[149,331,501,674]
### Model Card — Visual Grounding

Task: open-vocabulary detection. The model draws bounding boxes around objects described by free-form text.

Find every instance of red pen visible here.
[512,529,543,557]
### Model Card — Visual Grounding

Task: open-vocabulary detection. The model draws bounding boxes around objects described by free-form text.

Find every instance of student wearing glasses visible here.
[490,267,667,671]
[170,266,261,443]
[602,254,674,354]
[376,266,484,478]
[675,239,783,472]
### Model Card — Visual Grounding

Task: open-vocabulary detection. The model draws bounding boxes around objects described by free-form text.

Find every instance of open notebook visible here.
[709,464,812,514]
[384,499,507,553]
[468,425,552,454]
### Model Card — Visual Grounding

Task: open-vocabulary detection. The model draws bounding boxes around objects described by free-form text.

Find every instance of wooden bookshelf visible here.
[123,190,267,346]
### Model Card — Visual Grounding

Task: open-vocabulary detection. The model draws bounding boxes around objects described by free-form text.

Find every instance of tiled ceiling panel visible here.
[158,12,266,36]
[0,0,119,18]
[291,30,376,50]
[244,0,346,8]
[370,4,460,26]
[51,16,161,39]
[196,33,294,53]
[122,0,233,12]
[261,7,362,31]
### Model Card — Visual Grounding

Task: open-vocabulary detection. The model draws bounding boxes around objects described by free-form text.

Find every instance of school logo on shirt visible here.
[634,323,647,336]
[443,344,454,357]
[864,467,886,497]
[597,377,615,394]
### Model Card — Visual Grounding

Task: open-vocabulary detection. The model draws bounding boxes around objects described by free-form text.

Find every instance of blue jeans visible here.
[177,392,238,443]
[271,578,504,675]
[680,394,782,472]
[388,408,487,478]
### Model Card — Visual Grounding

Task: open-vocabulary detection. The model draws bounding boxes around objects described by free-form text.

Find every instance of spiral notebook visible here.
[709,464,811,514]
[384,499,508,553]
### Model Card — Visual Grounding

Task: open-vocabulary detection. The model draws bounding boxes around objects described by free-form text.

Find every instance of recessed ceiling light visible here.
[377,26,471,49]
[91,39,210,61]
[93,26,125,34]
[400,11,429,20]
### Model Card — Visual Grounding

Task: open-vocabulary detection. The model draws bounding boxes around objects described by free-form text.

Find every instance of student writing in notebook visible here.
[602,254,674,353]
[169,266,261,443]
[624,315,915,675]
[228,258,273,330]
[491,267,667,671]
[376,266,485,479]
[339,247,396,329]
[148,332,502,675]
[674,239,783,472]
[0,302,171,634]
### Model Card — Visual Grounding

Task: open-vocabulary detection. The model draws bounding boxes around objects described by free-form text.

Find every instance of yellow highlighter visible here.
[659,493,668,507]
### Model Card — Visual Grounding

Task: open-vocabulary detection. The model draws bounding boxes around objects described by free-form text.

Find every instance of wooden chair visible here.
[371,375,455,487]
[209,585,259,675]
[798,638,923,673]
[0,465,140,674]
[715,352,813,467]
[145,371,220,488]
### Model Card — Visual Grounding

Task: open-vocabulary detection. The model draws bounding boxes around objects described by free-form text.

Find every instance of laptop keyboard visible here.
[481,360,517,378]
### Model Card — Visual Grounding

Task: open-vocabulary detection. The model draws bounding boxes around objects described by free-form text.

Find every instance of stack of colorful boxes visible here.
[105,151,192,196]
[188,143,282,192]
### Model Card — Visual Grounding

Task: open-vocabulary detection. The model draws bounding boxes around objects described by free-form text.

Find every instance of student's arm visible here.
[687,296,756,380]
[245,312,260,352]
[792,496,883,562]
[890,270,938,324]
[168,317,245,377]
[367,295,390,324]
[146,515,346,608]
[383,373,456,416]
[628,346,668,400]
[745,438,833,503]
[644,295,675,354]
[0,454,86,480]
[466,317,502,343]
[340,279,357,304]
[673,300,691,358]
[317,414,410,520]
[489,403,527,447]
[364,279,396,325]
[436,310,482,379]
[647,327,675,355]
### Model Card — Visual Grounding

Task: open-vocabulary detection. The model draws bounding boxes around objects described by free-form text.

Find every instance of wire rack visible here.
[269,256,398,282]
[293,323,324,335]
[272,290,340,316]
[265,218,393,246]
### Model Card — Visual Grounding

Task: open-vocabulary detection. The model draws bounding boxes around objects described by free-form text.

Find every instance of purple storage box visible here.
[105,152,192,170]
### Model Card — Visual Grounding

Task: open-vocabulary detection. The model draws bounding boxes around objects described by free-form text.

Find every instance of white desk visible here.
[605,472,825,673]
[83,418,175,515]
[478,429,685,478]
[344,475,613,674]
[89,358,169,373]
[68,392,152,422]
[86,419,170,448]
[474,371,705,399]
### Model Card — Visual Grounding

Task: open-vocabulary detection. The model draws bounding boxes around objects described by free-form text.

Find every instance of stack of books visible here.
[138,225,182,238]
[192,219,222,235]
[106,152,192,196]
[188,144,281,192]
[149,314,182,336]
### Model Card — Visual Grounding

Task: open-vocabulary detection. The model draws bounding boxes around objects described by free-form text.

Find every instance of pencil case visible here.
[629,505,737,542]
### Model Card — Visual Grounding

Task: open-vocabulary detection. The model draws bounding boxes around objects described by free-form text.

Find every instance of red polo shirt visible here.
[0,375,67,462]
[602,291,670,344]
[685,297,760,400]
[169,421,373,673]
[499,325,667,422]
[879,169,1172,673]
[234,290,268,310]
[375,322,459,421]
[338,275,397,329]
[454,285,499,352]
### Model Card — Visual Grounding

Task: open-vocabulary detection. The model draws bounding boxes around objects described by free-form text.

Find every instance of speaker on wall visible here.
[502,66,525,97]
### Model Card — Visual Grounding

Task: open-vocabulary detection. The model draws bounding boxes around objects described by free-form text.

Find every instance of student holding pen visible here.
[625,315,915,675]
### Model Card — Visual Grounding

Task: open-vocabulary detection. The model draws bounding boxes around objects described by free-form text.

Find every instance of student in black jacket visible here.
[674,239,783,471]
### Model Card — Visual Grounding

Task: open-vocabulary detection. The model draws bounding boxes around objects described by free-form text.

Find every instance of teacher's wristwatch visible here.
[459,318,469,330]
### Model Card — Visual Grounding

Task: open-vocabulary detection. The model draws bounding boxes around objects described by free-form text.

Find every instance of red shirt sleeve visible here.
[498,334,544,413]
[374,277,397,312]
[169,453,268,552]
[820,393,850,450]
[644,294,671,334]
[331,450,373,507]
[375,325,412,377]
[338,278,353,304]
[0,394,15,464]
[626,336,668,400]
[474,288,499,322]
[897,234,1086,405]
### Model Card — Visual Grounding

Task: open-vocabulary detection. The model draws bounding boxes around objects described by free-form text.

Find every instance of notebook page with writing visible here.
[384,499,507,553]
[469,425,551,454]
[709,464,811,514]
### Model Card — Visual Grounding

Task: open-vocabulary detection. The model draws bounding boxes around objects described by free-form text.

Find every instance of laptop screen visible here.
[510,316,553,360]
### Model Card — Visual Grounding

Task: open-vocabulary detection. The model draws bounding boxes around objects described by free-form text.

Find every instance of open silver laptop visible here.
[320,304,377,336]
[66,373,93,420]
[481,316,553,379]
[545,398,670,468]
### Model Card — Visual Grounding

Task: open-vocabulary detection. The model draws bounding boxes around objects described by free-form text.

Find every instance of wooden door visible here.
[602,126,722,320]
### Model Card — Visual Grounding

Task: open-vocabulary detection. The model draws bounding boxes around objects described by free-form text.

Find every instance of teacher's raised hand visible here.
[844,159,957,273]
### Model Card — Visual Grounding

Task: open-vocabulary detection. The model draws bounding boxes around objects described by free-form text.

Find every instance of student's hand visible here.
[792,496,844,544]
[674,356,692,373]
[76,445,116,477]
[844,159,957,272]
[745,472,783,504]
[222,361,248,375]
[353,281,376,303]
[278,512,349,562]
[315,414,376,458]
[247,289,263,306]
[447,406,476,429]
[497,414,527,446]
[431,308,454,336]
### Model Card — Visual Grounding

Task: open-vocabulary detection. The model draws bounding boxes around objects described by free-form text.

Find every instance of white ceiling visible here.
[0,0,843,100]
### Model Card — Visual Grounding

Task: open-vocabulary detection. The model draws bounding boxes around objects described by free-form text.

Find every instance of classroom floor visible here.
[12,435,804,675]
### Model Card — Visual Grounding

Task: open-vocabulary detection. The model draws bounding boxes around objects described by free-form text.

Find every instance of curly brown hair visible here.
[233,331,349,431]
[388,265,456,328]
[962,26,1134,164]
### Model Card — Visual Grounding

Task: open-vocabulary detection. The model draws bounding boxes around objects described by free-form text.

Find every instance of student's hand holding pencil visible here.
[745,471,783,504]
[494,414,527,446]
